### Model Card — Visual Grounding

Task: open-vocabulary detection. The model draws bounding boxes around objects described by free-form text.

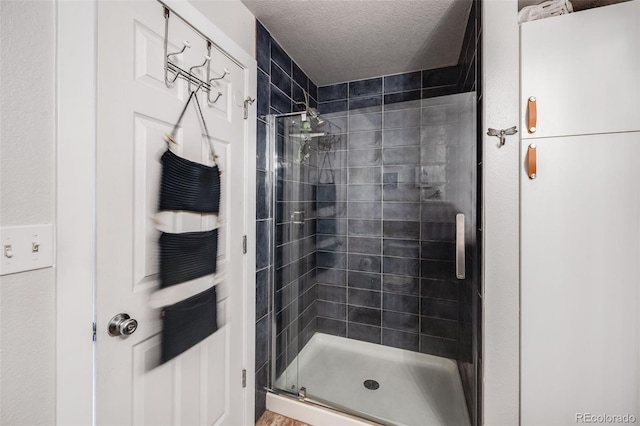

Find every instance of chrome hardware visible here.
[243,96,256,119]
[298,387,307,400]
[204,42,228,105]
[188,55,211,91]
[207,68,228,104]
[108,313,138,337]
[209,92,223,104]
[164,38,191,87]
[487,126,518,147]
[456,214,465,279]
[209,68,230,83]
[163,8,222,102]
[167,40,190,61]
[291,211,306,225]
[189,55,210,76]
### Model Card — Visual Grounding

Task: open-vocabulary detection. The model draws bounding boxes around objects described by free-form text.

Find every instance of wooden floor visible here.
[256,410,310,426]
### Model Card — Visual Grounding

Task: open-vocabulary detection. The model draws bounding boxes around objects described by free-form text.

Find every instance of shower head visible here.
[296,115,325,137]
[294,89,326,128]
[308,107,325,127]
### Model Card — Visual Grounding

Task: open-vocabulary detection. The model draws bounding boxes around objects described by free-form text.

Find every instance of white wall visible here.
[482,1,520,425]
[189,0,256,58]
[0,0,256,424]
[0,1,57,425]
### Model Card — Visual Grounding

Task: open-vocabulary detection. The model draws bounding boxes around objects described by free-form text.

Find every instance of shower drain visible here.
[363,379,380,390]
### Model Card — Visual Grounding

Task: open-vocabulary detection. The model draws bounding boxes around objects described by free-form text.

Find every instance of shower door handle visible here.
[456,214,465,279]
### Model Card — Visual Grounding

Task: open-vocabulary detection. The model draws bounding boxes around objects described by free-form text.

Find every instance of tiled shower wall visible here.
[314,66,475,359]
[254,20,319,421]
[255,6,482,423]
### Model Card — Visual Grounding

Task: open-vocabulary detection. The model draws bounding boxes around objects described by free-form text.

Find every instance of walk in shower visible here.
[266,90,478,425]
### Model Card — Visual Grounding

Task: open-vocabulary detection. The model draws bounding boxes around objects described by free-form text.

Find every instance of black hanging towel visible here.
[159,149,220,213]
[159,228,218,288]
[159,89,221,213]
[161,285,218,363]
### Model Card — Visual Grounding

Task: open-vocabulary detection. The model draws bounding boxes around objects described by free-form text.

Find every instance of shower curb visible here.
[266,393,379,426]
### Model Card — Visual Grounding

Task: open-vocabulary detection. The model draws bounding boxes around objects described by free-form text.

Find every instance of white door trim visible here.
[481,1,520,425]
[56,1,257,423]
[56,1,97,424]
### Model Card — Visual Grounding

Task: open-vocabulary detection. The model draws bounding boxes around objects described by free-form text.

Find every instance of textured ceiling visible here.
[240,0,473,86]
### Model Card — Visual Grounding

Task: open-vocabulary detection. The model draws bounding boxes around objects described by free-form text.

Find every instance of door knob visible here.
[108,313,138,337]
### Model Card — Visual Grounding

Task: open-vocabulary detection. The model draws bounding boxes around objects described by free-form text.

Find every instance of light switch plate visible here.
[0,224,54,276]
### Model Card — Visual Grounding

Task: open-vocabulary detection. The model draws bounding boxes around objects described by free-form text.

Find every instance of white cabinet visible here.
[521,1,640,139]
[521,2,640,424]
[521,133,640,425]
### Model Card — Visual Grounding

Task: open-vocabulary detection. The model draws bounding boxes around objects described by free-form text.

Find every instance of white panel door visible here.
[521,133,640,425]
[521,0,640,139]
[96,2,249,424]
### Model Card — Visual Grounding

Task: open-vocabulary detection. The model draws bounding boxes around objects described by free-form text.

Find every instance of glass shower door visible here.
[294,92,477,426]
[270,113,319,397]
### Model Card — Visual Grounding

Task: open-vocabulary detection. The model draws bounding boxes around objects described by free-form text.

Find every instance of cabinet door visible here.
[521,1,640,139]
[521,132,640,425]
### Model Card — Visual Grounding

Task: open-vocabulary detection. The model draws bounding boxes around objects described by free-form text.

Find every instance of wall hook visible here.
[204,40,230,105]
[487,126,518,147]
[167,40,191,60]
[188,56,210,91]
[209,68,230,83]
[206,68,229,104]
[206,68,228,104]
[209,92,223,104]
[189,55,210,75]
[163,7,221,98]
[164,39,191,87]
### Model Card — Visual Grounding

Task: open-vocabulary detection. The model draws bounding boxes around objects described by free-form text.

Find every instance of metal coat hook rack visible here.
[163,7,228,104]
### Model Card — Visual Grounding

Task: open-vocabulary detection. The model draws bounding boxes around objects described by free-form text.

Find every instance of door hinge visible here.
[243,97,255,120]
[242,369,247,388]
[242,235,247,254]
[92,322,97,341]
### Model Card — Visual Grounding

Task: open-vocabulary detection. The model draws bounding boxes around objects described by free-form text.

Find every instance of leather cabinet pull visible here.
[528,144,537,179]
[527,96,537,133]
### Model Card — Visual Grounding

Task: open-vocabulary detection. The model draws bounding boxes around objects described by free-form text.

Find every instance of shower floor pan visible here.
[275,333,470,426]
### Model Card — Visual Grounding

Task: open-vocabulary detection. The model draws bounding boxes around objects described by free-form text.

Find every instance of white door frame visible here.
[481,1,520,425]
[56,2,97,423]
[56,1,257,423]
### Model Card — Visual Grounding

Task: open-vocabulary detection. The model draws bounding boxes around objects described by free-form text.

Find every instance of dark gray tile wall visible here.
[255,20,319,422]
[457,1,482,425]
[316,66,474,359]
